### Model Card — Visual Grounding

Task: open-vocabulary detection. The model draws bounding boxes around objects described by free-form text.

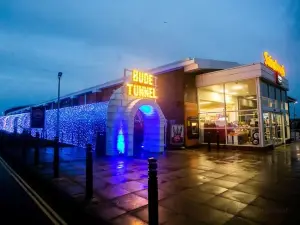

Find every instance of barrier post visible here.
[21,133,28,161]
[85,144,93,200]
[207,132,211,152]
[0,132,3,153]
[217,131,220,151]
[148,158,159,225]
[53,136,60,178]
[34,132,40,166]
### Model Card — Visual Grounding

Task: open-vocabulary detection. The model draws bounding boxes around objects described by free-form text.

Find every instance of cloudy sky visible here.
[0,0,299,114]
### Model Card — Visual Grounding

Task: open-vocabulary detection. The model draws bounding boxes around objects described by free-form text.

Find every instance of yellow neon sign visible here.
[127,70,157,99]
[263,51,285,77]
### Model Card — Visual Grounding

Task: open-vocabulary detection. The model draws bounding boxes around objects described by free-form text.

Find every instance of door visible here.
[263,112,271,145]
[270,113,283,145]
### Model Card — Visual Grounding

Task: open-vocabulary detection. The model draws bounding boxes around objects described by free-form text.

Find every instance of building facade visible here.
[196,63,290,148]
[0,54,295,154]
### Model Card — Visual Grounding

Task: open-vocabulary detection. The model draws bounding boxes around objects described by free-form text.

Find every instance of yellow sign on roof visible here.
[263,52,285,77]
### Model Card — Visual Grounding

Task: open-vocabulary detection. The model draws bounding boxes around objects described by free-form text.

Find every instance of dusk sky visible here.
[0,0,299,114]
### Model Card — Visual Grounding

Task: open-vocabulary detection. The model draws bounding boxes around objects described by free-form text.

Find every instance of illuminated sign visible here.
[126,70,157,99]
[263,51,285,77]
[276,73,283,85]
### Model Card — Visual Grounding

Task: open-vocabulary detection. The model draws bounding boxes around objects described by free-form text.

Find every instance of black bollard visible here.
[207,132,211,152]
[85,144,93,200]
[21,133,28,161]
[148,158,159,225]
[0,132,3,153]
[216,131,220,151]
[53,136,60,178]
[34,132,40,166]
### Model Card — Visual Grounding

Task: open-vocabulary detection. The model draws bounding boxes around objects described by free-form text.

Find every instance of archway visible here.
[133,105,161,156]
[106,87,166,156]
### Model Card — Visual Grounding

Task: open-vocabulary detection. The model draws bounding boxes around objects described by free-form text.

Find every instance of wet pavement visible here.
[9,143,300,224]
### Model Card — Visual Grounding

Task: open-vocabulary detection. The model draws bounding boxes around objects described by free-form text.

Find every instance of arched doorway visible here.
[133,105,162,156]
[106,87,166,156]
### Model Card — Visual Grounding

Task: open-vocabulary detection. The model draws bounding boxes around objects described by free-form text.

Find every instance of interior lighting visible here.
[139,105,154,116]
[232,85,243,90]
[199,102,211,105]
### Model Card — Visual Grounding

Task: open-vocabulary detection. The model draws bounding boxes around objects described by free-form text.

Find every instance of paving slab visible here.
[6,141,300,224]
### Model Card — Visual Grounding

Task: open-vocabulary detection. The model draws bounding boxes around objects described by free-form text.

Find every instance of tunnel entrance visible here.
[133,105,161,156]
[133,109,144,156]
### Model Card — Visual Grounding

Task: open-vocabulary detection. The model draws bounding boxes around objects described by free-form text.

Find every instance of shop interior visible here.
[198,79,260,146]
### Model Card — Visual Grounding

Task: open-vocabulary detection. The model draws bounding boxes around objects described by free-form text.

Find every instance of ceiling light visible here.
[232,85,243,90]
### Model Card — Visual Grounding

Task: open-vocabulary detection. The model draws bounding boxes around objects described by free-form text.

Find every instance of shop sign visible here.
[127,69,158,99]
[170,124,184,145]
[30,106,45,128]
[263,51,285,77]
[276,73,283,85]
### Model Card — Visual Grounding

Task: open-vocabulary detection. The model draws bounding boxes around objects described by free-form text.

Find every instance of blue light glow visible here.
[139,105,154,116]
[117,122,125,154]
[137,105,160,152]
[0,102,109,149]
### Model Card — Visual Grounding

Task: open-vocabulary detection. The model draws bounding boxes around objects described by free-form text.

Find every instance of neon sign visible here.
[263,52,285,77]
[127,70,158,99]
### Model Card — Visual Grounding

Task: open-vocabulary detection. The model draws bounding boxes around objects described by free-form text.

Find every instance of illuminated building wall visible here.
[0,102,109,149]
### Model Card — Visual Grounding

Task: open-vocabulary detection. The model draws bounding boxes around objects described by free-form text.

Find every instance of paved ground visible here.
[0,157,54,225]
[6,142,300,225]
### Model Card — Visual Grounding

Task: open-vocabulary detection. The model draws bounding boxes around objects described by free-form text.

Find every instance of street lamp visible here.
[294,101,298,140]
[56,72,63,140]
[294,101,298,119]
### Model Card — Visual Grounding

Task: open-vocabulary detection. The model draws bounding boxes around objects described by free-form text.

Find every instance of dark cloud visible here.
[0,0,299,112]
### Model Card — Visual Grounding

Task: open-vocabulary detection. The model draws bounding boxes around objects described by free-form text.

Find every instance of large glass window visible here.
[198,79,260,146]
[285,113,290,139]
[269,86,275,99]
[224,79,259,145]
[198,84,225,112]
[225,79,257,111]
[198,84,225,144]
[260,81,269,97]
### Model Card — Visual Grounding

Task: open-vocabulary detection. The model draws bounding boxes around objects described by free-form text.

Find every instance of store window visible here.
[198,84,225,144]
[226,110,259,145]
[198,79,260,146]
[260,81,269,97]
[224,79,259,145]
[269,85,275,99]
[225,79,257,111]
[285,113,290,139]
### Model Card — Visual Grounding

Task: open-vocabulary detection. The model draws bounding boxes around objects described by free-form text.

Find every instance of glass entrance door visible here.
[270,113,283,145]
[263,112,271,145]
[263,112,284,146]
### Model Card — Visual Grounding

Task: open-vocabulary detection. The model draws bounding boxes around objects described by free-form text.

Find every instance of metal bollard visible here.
[216,131,220,150]
[53,136,60,178]
[21,134,28,161]
[148,158,159,225]
[0,133,2,152]
[34,132,40,166]
[85,144,93,200]
[0,132,3,153]
[207,132,211,152]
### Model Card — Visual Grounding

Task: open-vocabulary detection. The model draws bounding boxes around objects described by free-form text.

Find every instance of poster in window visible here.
[170,124,184,145]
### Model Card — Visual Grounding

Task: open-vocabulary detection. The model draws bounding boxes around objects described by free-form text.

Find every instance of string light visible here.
[0,102,109,149]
